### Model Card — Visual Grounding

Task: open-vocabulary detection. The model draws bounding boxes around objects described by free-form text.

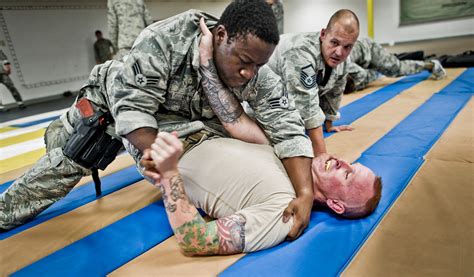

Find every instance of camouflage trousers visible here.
[0,74,23,102]
[0,119,91,231]
[349,43,427,90]
[0,115,215,231]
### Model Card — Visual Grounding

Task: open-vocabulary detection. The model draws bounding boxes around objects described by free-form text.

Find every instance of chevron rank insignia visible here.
[268,88,290,109]
[300,64,317,89]
[132,61,159,88]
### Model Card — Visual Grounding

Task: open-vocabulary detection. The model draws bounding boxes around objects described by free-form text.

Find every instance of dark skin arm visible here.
[281,156,314,240]
[125,127,157,170]
[307,126,327,156]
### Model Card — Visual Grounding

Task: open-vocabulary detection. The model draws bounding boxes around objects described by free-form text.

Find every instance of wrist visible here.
[296,188,314,200]
[162,169,180,180]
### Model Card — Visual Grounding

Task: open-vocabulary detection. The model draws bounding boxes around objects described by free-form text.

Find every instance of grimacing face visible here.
[320,23,358,68]
[213,26,276,89]
[312,155,376,209]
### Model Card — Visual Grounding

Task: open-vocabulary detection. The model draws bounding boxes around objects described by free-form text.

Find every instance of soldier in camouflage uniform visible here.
[94,30,116,64]
[0,49,24,108]
[113,2,315,239]
[267,9,360,156]
[266,0,284,34]
[346,37,447,92]
[0,60,120,231]
[1,2,315,239]
[108,0,153,61]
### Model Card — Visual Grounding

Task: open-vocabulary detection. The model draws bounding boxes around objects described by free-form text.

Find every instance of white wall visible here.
[1,0,472,104]
[285,0,368,37]
[373,0,474,44]
[0,3,108,104]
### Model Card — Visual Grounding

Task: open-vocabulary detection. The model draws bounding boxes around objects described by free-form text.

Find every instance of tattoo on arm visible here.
[174,214,246,256]
[200,59,243,123]
[160,172,246,255]
[216,214,246,254]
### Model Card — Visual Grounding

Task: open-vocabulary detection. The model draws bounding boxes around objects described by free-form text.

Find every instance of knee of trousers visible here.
[0,148,91,230]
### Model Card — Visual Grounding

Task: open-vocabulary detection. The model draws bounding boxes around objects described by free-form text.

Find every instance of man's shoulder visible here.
[278,32,322,62]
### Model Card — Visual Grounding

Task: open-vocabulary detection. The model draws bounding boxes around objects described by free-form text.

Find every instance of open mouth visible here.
[324,159,332,171]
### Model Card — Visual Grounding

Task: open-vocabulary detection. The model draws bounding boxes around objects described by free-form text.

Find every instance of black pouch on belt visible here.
[63,98,122,196]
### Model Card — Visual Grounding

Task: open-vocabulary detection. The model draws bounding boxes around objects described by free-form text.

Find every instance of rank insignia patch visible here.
[132,61,159,88]
[268,88,290,109]
[300,64,317,89]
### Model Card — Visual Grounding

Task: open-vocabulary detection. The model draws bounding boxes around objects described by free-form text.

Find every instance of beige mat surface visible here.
[343,99,473,277]
[110,69,466,276]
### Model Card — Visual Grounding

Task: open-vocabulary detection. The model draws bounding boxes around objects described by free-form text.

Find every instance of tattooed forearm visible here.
[216,214,246,254]
[161,174,188,214]
[159,171,246,255]
[200,59,243,123]
[174,214,246,256]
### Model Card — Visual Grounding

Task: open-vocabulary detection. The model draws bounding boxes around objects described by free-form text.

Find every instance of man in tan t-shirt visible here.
[146,132,382,255]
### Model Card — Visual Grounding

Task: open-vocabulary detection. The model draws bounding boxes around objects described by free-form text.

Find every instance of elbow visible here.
[177,243,209,257]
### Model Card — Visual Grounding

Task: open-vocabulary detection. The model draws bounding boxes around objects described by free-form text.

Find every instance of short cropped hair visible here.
[218,0,280,45]
[326,9,360,33]
[95,30,102,36]
[343,176,382,219]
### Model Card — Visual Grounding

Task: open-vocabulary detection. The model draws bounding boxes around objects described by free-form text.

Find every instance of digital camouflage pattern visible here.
[112,10,312,160]
[267,32,348,129]
[0,60,122,231]
[0,50,23,103]
[108,0,153,60]
[1,9,313,231]
[271,0,284,34]
[347,37,426,90]
[0,58,220,230]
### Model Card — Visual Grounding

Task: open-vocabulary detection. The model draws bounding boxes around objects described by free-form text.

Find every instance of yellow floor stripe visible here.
[0,148,46,174]
[343,99,473,277]
[0,126,17,134]
[0,128,45,147]
[110,68,466,276]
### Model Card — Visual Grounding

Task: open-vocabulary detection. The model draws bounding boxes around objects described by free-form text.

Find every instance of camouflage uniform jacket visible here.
[111,10,312,159]
[350,38,376,67]
[107,0,153,50]
[268,32,348,129]
[271,0,284,35]
[94,38,115,64]
[0,50,9,75]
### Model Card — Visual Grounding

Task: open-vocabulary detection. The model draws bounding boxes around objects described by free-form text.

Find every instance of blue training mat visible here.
[324,71,430,138]
[12,115,60,128]
[0,166,143,240]
[220,69,473,276]
[12,201,173,277]
[7,68,473,275]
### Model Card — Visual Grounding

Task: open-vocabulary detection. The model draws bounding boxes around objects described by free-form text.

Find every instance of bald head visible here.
[319,9,360,67]
[326,9,359,35]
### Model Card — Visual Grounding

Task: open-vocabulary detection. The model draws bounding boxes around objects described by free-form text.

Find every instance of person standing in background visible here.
[266,0,284,34]
[108,0,153,61]
[93,30,116,64]
[0,49,24,109]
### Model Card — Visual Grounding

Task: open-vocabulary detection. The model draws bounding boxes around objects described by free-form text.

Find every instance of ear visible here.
[326,199,345,214]
[214,25,227,46]
[320,28,327,39]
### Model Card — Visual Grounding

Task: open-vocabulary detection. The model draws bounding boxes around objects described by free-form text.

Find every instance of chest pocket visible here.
[166,60,198,117]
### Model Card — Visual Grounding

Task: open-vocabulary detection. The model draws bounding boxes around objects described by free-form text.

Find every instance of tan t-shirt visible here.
[179,138,295,252]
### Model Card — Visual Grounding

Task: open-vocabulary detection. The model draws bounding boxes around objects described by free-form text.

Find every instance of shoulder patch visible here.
[268,87,290,109]
[300,64,317,89]
[132,61,160,88]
